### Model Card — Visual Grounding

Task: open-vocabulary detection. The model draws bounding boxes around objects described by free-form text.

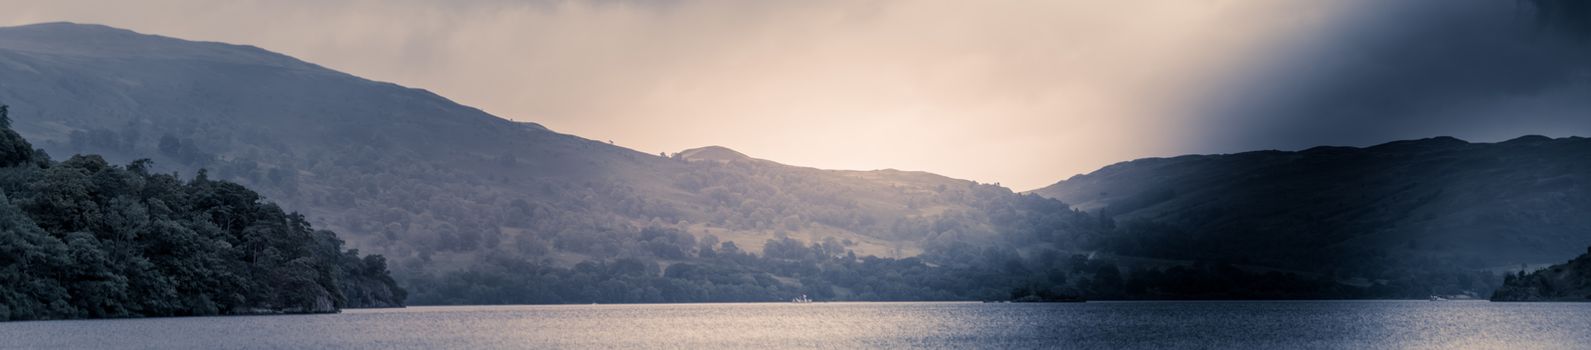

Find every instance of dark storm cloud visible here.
[1193,0,1591,152]
[1530,0,1591,39]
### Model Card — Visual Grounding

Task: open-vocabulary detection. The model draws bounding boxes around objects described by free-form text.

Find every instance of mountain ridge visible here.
[0,22,320,71]
[677,145,756,163]
[0,22,1041,288]
[1031,134,1591,272]
[7,22,1589,303]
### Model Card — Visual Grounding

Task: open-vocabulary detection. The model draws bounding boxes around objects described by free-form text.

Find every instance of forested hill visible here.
[0,106,404,321]
[0,22,1079,303]
[1493,246,1591,301]
[1031,136,1591,285]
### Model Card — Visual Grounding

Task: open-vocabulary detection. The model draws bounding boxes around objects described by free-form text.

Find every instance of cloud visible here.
[1190,0,1591,152]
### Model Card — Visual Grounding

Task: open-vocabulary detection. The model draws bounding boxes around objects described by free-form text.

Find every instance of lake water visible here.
[3,301,1591,349]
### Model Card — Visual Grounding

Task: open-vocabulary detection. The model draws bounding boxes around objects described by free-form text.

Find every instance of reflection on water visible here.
[3,301,1591,349]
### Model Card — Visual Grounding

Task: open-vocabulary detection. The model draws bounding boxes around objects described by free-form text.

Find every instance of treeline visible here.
[403,229,1389,304]
[406,195,1496,304]
[1492,246,1591,301]
[0,106,404,321]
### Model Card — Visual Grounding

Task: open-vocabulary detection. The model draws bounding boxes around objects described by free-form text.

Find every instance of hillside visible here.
[1031,136,1591,286]
[10,22,1585,303]
[677,146,755,163]
[0,106,403,321]
[1492,246,1591,301]
[0,23,1071,303]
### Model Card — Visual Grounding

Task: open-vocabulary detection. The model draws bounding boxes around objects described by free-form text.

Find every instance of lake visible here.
[3,301,1591,349]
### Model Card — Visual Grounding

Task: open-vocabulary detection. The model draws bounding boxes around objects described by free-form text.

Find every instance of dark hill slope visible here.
[1031,136,1591,277]
[1492,246,1591,301]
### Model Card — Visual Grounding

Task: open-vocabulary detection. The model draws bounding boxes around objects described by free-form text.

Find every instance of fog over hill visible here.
[5,22,1590,304]
[1032,136,1591,273]
[0,22,1088,303]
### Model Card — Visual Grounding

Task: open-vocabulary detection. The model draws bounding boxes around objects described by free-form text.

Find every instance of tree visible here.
[0,108,405,321]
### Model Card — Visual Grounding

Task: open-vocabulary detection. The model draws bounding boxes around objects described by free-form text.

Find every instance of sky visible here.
[1,0,1586,190]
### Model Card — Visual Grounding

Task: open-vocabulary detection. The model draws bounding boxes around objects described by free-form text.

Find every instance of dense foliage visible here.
[1493,246,1591,301]
[404,195,1467,304]
[0,106,404,321]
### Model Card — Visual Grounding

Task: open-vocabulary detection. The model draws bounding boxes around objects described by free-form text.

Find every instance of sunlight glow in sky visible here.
[10,0,1581,190]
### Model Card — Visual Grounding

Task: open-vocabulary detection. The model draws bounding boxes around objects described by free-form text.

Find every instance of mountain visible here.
[9,22,1584,303]
[1031,136,1591,289]
[0,23,1082,303]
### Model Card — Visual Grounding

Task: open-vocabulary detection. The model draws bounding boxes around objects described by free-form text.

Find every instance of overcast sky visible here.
[3,0,1585,190]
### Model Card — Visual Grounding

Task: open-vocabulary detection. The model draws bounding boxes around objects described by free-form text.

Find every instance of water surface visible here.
[3,301,1590,349]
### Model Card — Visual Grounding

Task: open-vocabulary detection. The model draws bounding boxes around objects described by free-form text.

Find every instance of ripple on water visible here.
[3,301,1591,349]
